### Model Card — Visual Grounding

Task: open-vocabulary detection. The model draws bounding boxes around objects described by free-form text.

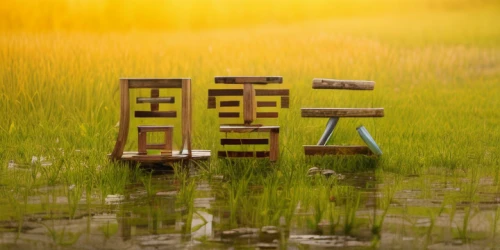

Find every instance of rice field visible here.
[0,0,499,248]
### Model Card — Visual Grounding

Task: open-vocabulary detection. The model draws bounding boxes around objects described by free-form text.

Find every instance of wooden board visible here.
[301,108,384,118]
[220,101,240,107]
[255,89,289,96]
[269,129,279,161]
[312,78,375,90]
[127,78,184,88]
[256,112,278,118]
[257,101,276,107]
[208,89,243,96]
[219,112,240,118]
[220,126,279,133]
[215,76,282,84]
[137,97,175,104]
[221,138,269,145]
[138,125,174,132]
[135,111,177,118]
[243,83,255,124]
[304,145,373,155]
[218,151,270,158]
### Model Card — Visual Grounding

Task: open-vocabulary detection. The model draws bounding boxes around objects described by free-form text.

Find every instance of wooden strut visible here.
[111,79,130,160]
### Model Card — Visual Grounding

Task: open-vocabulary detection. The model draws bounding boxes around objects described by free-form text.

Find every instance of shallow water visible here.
[1,170,499,249]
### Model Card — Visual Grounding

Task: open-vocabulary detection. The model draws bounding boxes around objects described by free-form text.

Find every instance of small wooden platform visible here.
[119,150,211,163]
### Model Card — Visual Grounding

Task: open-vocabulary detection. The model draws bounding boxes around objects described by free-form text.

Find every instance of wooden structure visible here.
[110,78,210,164]
[208,76,289,161]
[302,78,384,156]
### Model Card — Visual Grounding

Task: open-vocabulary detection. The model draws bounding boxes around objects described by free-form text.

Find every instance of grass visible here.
[0,0,499,248]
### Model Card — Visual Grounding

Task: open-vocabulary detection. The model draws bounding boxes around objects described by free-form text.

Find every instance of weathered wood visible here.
[218,151,270,158]
[301,108,384,118]
[208,96,216,109]
[219,112,240,118]
[220,101,240,107]
[255,89,289,96]
[150,89,159,111]
[257,101,276,107]
[135,111,177,118]
[220,126,279,133]
[111,79,130,160]
[281,96,289,108]
[269,129,279,161]
[221,138,269,145]
[243,83,255,124]
[138,125,174,132]
[127,78,184,88]
[181,79,192,155]
[256,112,278,118]
[304,145,373,155]
[137,97,175,104]
[215,76,282,84]
[208,89,243,96]
[312,78,375,90]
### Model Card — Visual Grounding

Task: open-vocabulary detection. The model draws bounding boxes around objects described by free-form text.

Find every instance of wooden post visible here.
[181,79,192,156]
[243,83,255,125]
[150,89,159,111]
[138,129,147,155]
[269,128,279,162]
[162,127,173,155]
[111,79,130,160]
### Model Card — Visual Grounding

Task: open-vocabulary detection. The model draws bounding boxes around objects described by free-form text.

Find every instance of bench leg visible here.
[138,130,147,155]
[269,129,279,162]
[161,127,173,155]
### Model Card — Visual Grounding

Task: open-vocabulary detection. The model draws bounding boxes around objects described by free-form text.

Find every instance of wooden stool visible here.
[137,125,173,155]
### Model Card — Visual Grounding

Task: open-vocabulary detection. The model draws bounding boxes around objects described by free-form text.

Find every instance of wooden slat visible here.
[256,112,278,118]
[219,112,240,118]
[220,101,240,107]
[208,89,243,96]
[146,143,168,149]
[301,108,384,118]
[269,129,279,161]
[137,97,175,104]
[127,79,184,88]
[111,79,130,160]
[138,125,174,132]
[150,89,159,111]
[257,101,276,107]
[281,96,289,108]
[243,83,255,124]
[221,139,269,145]
[304,145,373,156]
[215,76,282,84]
[255,89,289,96]
[181,79,192,155]
[313,78,375,90]
[218,151,270,158]
[208,96,216,109]
[220,126,279,133]
[135,111,177,118]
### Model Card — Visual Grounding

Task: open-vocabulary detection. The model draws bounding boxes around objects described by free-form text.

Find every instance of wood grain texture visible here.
[219,112,240,118]
[255,89,289,96]
[304,145,373,155]
[138,130,147,155]
[181,79,192,156]
[208,96,216,109]
[208,89,243,96]
[220,101,240,107]
[215,76,282,84]
[243,83,255,124]
[137,97,175,104]
[135,111,177,118]
[269,129,279,161]
[312,78,375,90]
[218,151,270,158]
[127,78,184,88]
[281,96,289,108]
[301,108,384,117]
[111,79,130,160]
[257,101,276,107]
[221,138,269,145]
[256,112,278,118]
[220,126,279,133]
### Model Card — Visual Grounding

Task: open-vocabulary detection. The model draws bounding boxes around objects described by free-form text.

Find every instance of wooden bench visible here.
[208,76,289,162]
[110,78,210,164]
[302,78,384,156]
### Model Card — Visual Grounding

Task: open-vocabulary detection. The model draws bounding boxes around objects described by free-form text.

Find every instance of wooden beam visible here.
[218,151,270,158]
[256,112,278,118]
[138,125,174,132]
[208,89,243,96]
[269,129,279,161]
[150,89,159,111]
[221,139,269,145]
[208,96,216,109]
[257,101,276,107]
[255,89,289,96]
[219,112,240,118]
[220,101,240,107]
[312,78,375,90]
[135,111,177,118]
[304,145,373,156]
[215,76,282,84]
[243,83,255,124]
[301,108,384,118]
[137,97,175,104]
[220,126,279,133]
[127,78,184,88]
[181,79,192,156]
[111,79,130,160]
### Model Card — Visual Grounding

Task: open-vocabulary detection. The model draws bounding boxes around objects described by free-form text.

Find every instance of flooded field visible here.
[1,167,499,249]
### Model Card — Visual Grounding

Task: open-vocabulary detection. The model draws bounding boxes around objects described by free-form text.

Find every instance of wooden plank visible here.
[243,83,255,124]
[255,89,289,96]
[218,151,270,158]
[137,97,175,104]
[150,89,159,111]
[208,89,243,96]
[135,111,177,118]
[281,96,289,108]
[138,131,147,155]
[208,96,216,109]
[138,125,174,132]
[220,125,279,133]
[215,76,282,84]
[127,78,184,88]
[181,79,192,156]
[219,112,240,118]
[146,143,168,149]
[257,101,276,107]
[256,112,278,118]
[163,126,173,155]
[304,145,373,156]
[269,129,279,161]
[301,108,384,118]
[221,139,269,145]
[220,101,240,107]
[111,79,130,160]
[313,78,375,90]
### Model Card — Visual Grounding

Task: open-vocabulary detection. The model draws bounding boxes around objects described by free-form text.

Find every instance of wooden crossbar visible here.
[257,101,276,107]
[255,89,289,96]
[136,97,175,104]
[304,145,373,155]
[208,89,244,96]
[135,111,177,118]
[256,112,278,118]
[218,151,270,158]
[220,126,279,133]
[301,108,384,118]
[221,138,269,145]
[219,112,240,118]
[215,76,282,84]
[220,101,240,107]
[312,78,375,90]
[126,78,185,88]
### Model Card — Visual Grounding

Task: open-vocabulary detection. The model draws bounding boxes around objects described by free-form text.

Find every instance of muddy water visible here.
[1,171,499,249]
